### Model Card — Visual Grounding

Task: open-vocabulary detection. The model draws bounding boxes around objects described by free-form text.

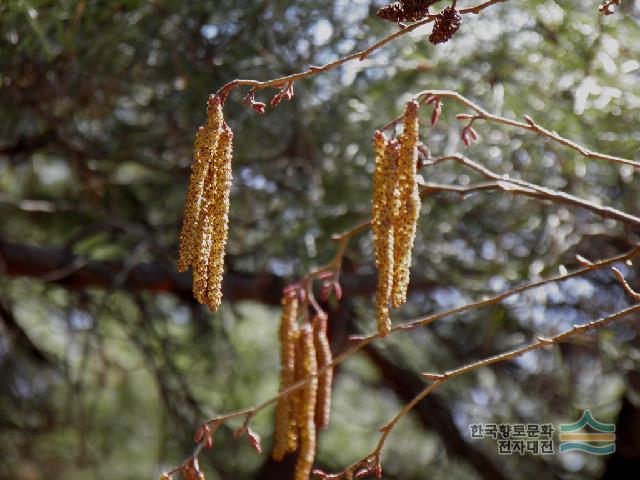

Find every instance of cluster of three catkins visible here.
[272,292,333,480]
[372,100,422,337]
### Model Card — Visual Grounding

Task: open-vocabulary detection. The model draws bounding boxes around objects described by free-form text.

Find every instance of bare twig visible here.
[163,243,640,477]
[412,90,639,169]
[576,254,640,302]
[425,154,640,229]
[215,1,512,102]
[318,302,640,479]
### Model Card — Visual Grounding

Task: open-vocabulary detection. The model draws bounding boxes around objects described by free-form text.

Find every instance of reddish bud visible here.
[242,92,254,106]
[355,468,372,479]
[468,126,478,141]
[455,113,475,120]
[333,281,343,300]
[431,100,442,126]
[251,102,266,114]
[284,82,294,101]
[270,93,284,107]
[461,129,471,146]
[424,95,438,105]
[247,428,262,454]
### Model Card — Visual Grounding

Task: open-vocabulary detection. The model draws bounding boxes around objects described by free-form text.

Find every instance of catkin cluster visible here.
[429,6,462,44]
[177,94,234,311]
[272,295,334,480]
[371,101,422,337]
[377,0,433,22]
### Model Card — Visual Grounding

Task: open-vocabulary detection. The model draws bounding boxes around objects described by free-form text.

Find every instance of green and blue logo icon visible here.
[559,410,616,455]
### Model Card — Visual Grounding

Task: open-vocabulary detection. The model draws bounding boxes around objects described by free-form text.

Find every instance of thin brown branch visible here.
[215,1,511,102]
[163,243,640,477]
[380,244,640,335]
[320,302,640,479]
[576,254,640,302]
[426,154,640,228]
[414,90,639,169]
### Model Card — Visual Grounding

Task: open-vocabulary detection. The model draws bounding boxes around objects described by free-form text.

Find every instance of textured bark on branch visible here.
[0,239,435,305]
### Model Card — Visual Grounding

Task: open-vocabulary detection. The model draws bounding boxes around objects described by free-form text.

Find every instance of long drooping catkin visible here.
[206,125,234,310]
[312,314,333,430]
[272,292,300,461]
[371,101,423,336]
[177,94,234,311]
[178,96,223,272]
[392,100,421,308]
[372,135,400,337]
[192,125,233,306]
[294,324,318,480]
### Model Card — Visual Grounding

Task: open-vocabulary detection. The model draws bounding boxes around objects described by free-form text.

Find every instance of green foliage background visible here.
[1,1,639,479]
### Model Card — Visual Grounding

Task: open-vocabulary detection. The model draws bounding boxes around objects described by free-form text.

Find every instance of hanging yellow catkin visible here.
[192,125,233,306]
[272,292,300,461]
[312,314,333,430]
[205,124,234,310]
[178,95,223,272]
[177,94,235,311]
[391,100,421,308]
[294,324,318,480]
[372,134,400,337]
[372,130,388,267]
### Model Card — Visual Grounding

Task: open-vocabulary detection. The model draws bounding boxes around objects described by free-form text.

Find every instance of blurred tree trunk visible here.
[602,371,640,479]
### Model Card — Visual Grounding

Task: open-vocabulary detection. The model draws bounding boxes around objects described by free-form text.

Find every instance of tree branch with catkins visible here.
[165,88,640,478]
[166,1,639,478]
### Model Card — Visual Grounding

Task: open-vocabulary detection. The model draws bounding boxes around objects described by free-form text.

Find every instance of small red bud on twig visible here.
[251,102,266,114]
[425,95,438,105]
[284,82,295,101]
[270,92,284,107]
[468,126,478,141]
[461,129,471,146]
[242,91,254,106]
[247,428,262,454]
[431,98,442,126]
[333,281,343,300]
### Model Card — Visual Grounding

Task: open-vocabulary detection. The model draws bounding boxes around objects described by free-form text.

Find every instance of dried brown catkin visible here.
[377,0,432,23]
[178,95,223,272]
[294,324,318,480]
[312,314,333,430]
[372,134,400,337]
[272,293,300,461]
[429,6,462,45]
[391,100,421,308]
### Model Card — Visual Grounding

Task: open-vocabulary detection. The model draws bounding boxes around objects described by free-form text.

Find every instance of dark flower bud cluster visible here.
[429,6,462,44]
[377,0,435,23]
